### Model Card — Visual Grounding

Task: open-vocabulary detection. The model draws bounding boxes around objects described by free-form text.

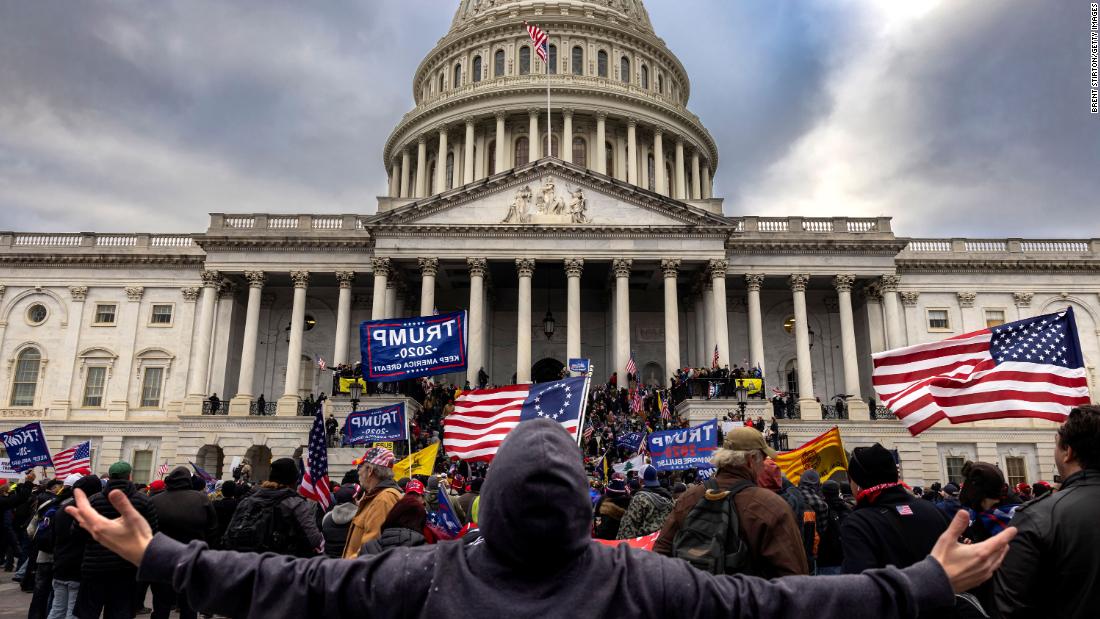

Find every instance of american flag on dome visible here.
[524,21,549,61]
[52,441,91,477]
[298,404,333,509]
[625,351,637,377]
[872,307,1092,436]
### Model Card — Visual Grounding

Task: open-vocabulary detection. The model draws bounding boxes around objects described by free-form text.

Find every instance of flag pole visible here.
[405,402,413,479]
[546,35,552,160]
[576,365,593,447]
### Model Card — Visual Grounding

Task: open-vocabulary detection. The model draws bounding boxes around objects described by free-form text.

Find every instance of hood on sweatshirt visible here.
[479,418,592,574]
[164,466,194,491]
[328,502,358,526]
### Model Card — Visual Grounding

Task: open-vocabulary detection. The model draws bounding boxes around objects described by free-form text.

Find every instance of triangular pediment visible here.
[369,159,730,228]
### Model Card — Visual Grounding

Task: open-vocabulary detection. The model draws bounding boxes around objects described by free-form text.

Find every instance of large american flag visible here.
[52,441,91,477]
[298,404,333,508]
[524,21,549,62]
[873,308,1092,436]
[625,351,637,378]
[712,345,720,369]
[444,377,586,461]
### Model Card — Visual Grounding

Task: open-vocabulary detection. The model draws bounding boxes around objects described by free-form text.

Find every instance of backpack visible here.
[223,493,293,553]
[671,479,754,575]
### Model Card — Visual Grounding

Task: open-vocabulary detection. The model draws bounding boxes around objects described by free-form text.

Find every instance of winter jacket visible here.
[995,469,1100,618]
[341,481,401,559]
[211,496,240,548]
[226,487,323,557]
[656,466,809,578]
[321,503,358,558]
[840,485,949,575]
[593,494,631,540]
[455,491,478,525]
[617,487,673,539]
[0,481,32,514]
[151,468,218,544]
[136,418,955,619]
[358,527,426,556]
[936,496,963,519]
[817,497,853,568]
[81,479,159,576]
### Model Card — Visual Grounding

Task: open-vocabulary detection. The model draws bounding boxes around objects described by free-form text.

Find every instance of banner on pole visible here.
[568,358,591,374]
[647,419,718,471]
[343,403,407,445]
[393,442,440,478]
[360,311,467,382]
[0,422,52,472]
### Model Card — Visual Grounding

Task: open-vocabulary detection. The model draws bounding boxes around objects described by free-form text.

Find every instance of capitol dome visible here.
[381,0,719,211]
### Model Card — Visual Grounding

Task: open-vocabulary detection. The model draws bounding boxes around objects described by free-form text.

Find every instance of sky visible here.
[0,0,1096,238]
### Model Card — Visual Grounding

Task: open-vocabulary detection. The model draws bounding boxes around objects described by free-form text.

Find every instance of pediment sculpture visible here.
[502,185,533,223]
[501,177,590,224]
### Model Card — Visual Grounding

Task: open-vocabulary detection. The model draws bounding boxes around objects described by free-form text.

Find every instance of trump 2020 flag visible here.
[0,422,53,472]
[444,376,587,461]
[873,307,1092,436]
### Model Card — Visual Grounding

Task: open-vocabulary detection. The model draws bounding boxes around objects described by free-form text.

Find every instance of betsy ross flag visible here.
[873,307,1092,436]
[52,441,91,477]
[524,21,549,61]
[712,345,720,369]
[298,404,334,509]
[444,376,587,461]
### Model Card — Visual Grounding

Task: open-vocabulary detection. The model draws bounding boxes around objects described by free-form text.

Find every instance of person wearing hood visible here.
[359,479,431,556]
[150,466,218,619]
[616,465,674,540]
[222,458,323,558]
[49,474,101,619]
[937,484,964,518]
[424,476,441,513]
[757,459,805,522]
[955,461,1019,614]
[211,481,241,549]
[73,461,159,619]
[797,470,829,573]
[816,480,852,576]
[66,418,1017,619]
[321,486,358,558]
[594,474,632,540]
[342,447,402,559]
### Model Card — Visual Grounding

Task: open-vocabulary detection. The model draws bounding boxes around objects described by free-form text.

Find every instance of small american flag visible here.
[630,389,644,416]
[873,307,1091,436]
[156,461,170,478]
[712,345,720,369]
[524,21,549,62]
[583,424,594,442]
[658,391,671,420]
[298,404,333,509]
[896,505,914,516]
[52,441,91,477]
[317,356,327,371]
[625,351,637,378]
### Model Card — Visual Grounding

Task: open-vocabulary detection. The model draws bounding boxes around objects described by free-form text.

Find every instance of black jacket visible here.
[211,497,240,549]
[81,479,158,576]
[840,486,950,574]
[137,419,956,619]
[151,468,218,544]
[817,496,853,568]
[358,527,426,555]
[0,481,32,515]
[994,469,1100,618]
[320,502,357,558]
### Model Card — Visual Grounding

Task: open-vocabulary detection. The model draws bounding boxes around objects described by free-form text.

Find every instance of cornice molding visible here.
[0,254,205,268]
[897,258,1100,274]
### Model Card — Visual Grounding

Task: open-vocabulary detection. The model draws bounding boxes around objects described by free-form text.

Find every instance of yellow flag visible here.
[393,442,440,478]
[773,427,848,486]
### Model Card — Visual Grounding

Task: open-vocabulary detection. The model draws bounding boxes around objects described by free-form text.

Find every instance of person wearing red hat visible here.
[1014,483,1032,503]
[343,447,401,559]
[148,480,167,496]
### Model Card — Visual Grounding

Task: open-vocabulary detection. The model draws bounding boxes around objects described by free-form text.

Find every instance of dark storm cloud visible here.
[0,0,1095,238]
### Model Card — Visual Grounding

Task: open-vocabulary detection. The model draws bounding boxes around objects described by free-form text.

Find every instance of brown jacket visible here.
[654,465,809,577]
[342,485,401,559]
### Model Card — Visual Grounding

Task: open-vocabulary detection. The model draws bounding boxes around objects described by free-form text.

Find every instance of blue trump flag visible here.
[616,431,646,453]
[344,403,406,445]
[0,422,52,472]
[360,311,467,382]
[647,419,719,471]
[427,484,464,540]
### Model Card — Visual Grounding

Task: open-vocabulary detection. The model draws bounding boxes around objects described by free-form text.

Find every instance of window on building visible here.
[82,366,108,407]
[94,304,117,325]
[785,360,799,397]
[647,154,656,190]
[150,304,173,325]
[945,456,966,485]
[548,44,557,74]
[1005,456,1028,488]
[488,140,496,175]
[132,450,153,484]
[453,63,462,88]
[572,137,587,167]
[985,309,1006,328]
[665,161,674,189]
[26,304,48,325]
[515,137,530,167]
[445,152,455,189]
[472,56,482,83]
[10,348,41,406]
[620,56,631,84]
[605,142,614,177]
[427,161,437,194]
[437,72,445,92]
[519,46,531,75]
[140,367,164,408]
[658,74,664,94]
[571,46,583,75]
[544,135,559,158]
[641,65,649,89]
[494,49,505,77]
[927,309,950,330]
[597,50,608,77]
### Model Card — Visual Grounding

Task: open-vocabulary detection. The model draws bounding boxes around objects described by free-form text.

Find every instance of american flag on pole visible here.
[156,461,170,478]
[658,391,671,420]
[524,21,549,61]
[625,351,637,378]
[630,389,644,415]
[444,376,586,461]
[317,356,327,371]
[52,441,91,477]
[298,404,333,508]
[872,307,1092,436]
[712,344,720,369]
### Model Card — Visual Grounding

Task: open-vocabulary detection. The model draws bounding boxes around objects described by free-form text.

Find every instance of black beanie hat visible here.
[269,458,299,487]
[847,444,898,488]
[822,479,841,498]
[221,480,238,499]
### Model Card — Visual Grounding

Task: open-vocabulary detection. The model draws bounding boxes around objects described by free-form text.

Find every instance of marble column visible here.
[229,271,264,415]
[528,109,539,162]
[880,274,905,349]
[653,128,666,196]
[185,270,221,404]
[626,118,638,185]
[693,293,706,367]
[834,274,869,419]
[562,109,574,164]
[703,279,715,365]
[789,274,821,419]
[640,143,650,189]
[691,152,701,199]
[414,136,428,197]
[400,149,411,198]
[389,161,400,197]
[334,271,355,365]
[516,259,536,383]
[418,258,438,316]
[463,118,476,184]
[674,138,686,200]
[278,270,309,415]
[565,258,584,365]
[745,274,765,373]
[709,259,730,368]
[613,258,632,380]
[957,291,977,332]
[662,259,681,378]
[385,280,398,318]
[595,112,607,174]
[436,126,449,193]
[466,258,487,385]
[370,257,390,320]
[615,132,627,181]
[495,112,506,174]
[702,164,712,199]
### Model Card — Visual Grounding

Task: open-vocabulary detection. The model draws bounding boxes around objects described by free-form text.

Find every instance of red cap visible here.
[405,479,425,495]
[149,479,166,492]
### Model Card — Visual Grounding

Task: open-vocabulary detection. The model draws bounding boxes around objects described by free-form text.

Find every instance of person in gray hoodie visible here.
[320,486,357,558]
[66,419,1016,619]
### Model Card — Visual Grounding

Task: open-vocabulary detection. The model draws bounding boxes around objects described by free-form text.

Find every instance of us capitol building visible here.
[1,0,1097,485]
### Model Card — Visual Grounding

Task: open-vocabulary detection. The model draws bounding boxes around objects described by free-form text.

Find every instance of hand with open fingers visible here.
[932,509,1017,592]
[64,488,153,566]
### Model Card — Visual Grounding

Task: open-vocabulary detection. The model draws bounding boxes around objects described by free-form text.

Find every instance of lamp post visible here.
[735,380,748,421]
[348,379,362,413]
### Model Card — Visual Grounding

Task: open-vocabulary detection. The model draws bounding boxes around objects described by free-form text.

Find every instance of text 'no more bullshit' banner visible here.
[360,311,467,382]
[646,419,718,471]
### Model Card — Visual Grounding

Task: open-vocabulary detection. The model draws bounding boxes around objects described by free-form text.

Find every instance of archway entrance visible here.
[244,445,273,482]
[195,445,225,479]
[642,361,664,388]
[531,358,565,384]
